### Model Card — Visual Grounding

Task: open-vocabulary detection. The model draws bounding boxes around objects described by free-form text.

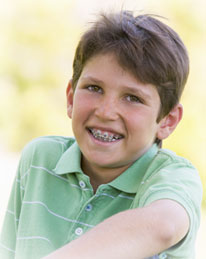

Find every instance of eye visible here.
[125,95,142,103]
[87,85,103,93]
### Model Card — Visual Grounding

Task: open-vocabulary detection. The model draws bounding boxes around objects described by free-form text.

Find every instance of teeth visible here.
[103,132,108,138]
[96,130,101,137]
[90,128,122,142]
[109,135,113,141]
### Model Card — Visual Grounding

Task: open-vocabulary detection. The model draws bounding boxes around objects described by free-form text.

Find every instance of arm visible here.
[0,169,22,258]
[44,199,189,259]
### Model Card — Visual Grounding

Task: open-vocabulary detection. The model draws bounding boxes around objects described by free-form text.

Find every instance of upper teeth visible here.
[90,129,122,142]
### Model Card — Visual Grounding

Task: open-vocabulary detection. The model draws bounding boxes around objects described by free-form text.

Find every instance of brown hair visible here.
[72,11,189,121]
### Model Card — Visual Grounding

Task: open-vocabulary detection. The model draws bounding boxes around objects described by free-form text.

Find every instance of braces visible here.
[90,129,122,142]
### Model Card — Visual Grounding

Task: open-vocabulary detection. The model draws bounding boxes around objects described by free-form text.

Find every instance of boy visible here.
[0,10,202,259]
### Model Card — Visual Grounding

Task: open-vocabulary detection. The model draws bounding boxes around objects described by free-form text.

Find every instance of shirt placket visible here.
[67,176,95,241]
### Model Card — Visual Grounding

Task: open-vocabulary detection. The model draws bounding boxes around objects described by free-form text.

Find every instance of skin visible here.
[44,200,189,259]
[44,53,188,258]
[66,53,183,191]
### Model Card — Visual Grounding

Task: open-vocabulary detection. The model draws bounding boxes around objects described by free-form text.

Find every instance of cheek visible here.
[126,109,158,135]
[72,93,94,121]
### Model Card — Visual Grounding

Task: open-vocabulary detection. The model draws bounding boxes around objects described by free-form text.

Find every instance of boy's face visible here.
[67,53,172,174]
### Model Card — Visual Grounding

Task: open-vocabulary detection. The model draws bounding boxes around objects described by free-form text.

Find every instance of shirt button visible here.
[75,227,83,236]
[85,204,93,211]
[79,180,86,188]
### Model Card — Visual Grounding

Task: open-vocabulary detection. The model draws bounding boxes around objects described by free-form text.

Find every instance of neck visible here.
[81,158,130,192]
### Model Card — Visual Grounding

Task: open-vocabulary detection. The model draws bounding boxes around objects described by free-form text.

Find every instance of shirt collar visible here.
[108,144,159,193]
[54,141,83,175]
[54,141,159,193]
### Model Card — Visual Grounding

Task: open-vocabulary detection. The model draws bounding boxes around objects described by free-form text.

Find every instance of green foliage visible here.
[0,0,78,149]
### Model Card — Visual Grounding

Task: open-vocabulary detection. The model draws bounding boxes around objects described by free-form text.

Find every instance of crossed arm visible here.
[44,199,189,259]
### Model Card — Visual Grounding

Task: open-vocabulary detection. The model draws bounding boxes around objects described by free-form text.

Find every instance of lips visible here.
[88,128,124,142]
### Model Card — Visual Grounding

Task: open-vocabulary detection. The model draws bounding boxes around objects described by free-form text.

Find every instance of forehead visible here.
[80,53,139,84]
[79,53,159,98]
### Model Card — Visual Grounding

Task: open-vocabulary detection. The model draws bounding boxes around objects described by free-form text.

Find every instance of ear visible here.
[156,104,183,140]
[66,80,74,119]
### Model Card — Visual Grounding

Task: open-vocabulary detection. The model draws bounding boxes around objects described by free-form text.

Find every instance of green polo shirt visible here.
[0,136,202,259]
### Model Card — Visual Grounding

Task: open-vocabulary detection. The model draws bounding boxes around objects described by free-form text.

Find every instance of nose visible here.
[94,95,119,121]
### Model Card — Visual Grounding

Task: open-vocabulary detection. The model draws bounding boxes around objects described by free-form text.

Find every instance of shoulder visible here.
[22,135,75,154]
[137,148,203,257]
[154,148,196,169]
[146,148,202,193]
[139,147,202,217]
[145,147,200,181]
[19,136,75,173]
[139,147,203,227]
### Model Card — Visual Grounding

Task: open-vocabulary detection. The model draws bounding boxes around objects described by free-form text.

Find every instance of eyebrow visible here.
[120,85,152,100]
[80,75,153,100]
[80,75,104,85]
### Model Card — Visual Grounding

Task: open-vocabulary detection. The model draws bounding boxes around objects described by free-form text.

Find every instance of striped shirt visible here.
[0,136,202,259]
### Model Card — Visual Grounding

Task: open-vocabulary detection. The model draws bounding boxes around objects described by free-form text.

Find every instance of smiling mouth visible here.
[88,128,124,142]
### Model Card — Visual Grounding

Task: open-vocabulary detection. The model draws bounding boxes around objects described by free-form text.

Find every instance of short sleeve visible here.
[138,163,202,258]
[0,140,37,258]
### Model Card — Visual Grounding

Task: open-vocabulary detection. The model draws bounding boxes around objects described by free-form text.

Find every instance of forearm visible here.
[45,211,169,259]
[44,200,189,259]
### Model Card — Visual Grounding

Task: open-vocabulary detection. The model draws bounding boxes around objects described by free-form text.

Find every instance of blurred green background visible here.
[0,0,205,257]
